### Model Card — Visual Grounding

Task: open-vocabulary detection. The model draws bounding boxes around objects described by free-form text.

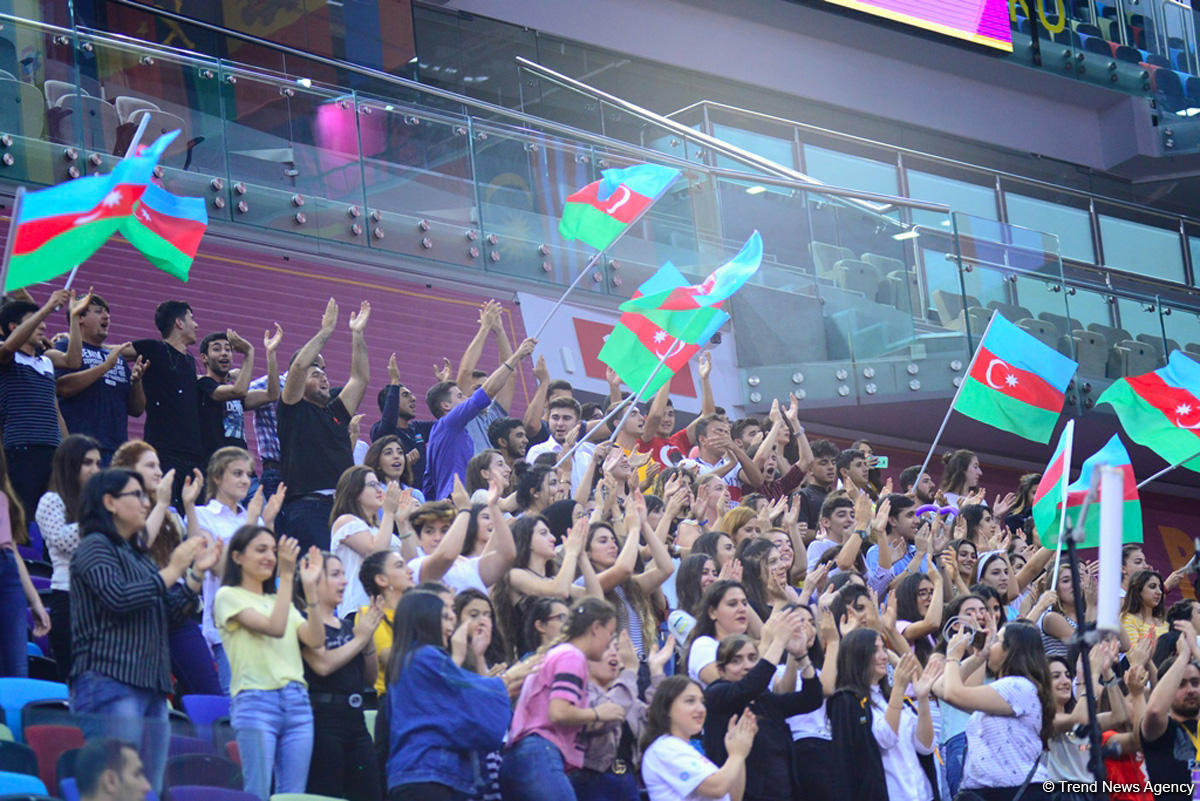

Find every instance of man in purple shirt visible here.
[423,336,536,500]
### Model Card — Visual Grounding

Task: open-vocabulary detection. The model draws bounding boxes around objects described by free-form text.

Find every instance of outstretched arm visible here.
[282,298,337,405]
[0,289,70,366]
[339,301,371,415]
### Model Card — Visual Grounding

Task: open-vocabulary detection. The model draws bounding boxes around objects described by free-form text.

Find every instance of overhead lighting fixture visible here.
[745,185,767,195]
[409,56,418,64]
[296,77,312,88]
[893,230,920,241]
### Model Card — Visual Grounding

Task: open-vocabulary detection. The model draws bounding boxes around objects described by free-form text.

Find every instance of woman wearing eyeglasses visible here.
[330,465,403,617]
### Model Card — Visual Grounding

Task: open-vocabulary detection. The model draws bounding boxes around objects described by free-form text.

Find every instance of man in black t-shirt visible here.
[197,324,282,465]
[130,300,205,505]
[1141,621,1200,801]
[276,297,370,552]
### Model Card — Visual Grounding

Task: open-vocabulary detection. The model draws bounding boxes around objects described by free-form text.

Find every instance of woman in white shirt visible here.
[685,580,752,687]
[640,675,758,801]
[329,465,402,617]
[943,620,1055,800]
[408,474,515,594]
[36,434,102,680]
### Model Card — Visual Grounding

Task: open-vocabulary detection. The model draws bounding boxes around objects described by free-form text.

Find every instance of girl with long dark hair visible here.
[786,603,833,801]
[362,434,423,501]
[940,449,981,507]
[666,553,717,643]
[500,598,623,801]
[412,477,516,595]
[357,549,413,696]
[518,596,570,658]
[454,587,507,670]
[943,620,1055,800]
[329,464,402,615]
[639,675,758,801]
[214,525,325,800]
[385,590,511,801]
[70,469,219,792]
[895,569,944,665]
[37,433,101,679]
[514,462,559,516]
[686,580,752,687]
[1121,569,1167,642]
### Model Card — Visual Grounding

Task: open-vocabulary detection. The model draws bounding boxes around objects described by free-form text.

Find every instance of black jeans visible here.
[278,496,335,552]
[6,444,54,547]
[307,701,380,801]
[48,589,72,682]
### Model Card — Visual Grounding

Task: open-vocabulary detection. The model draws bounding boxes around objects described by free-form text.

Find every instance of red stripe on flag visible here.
[1033,449,1066,506]
[621,311,700,371]
[134,203,206,256]
[565,181,653,225]
[12,182,146,255]
[1066,464,1138,506]
[1126,372,1200,438]
[968,345,1066,412]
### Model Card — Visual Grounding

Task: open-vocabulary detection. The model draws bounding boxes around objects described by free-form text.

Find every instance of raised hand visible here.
[514,337,537,361]
[180,468,203,508]
[156,468,177,508]
[320,297,339,333]
[68,287,94,317]
[724,710,758,758]
[478,299,502,331]
[433,357,452,383]
[277,536,301,576]
[383,481,402,515]
[192,537,224,573]
[263,484,287,527]
[298,546,324,587]
[470,616,493,659]
[104,342,130,370]
[168,537,204,574]
[946,630,972,661]
[993,492,1017,521]
[128,355,148,383]
[226,328,252,354]
[263,322,284,352]
[533,354,549,384]
[451,474,471,511]
[387,352,401,384]
[349,300,371,333]
[648,635,675,675]
[698,350,712,380]
[617,630,638,671]
[245,485,266,524]
[913,654,945,698]
[605,365,621,388]
[354,598,386,639]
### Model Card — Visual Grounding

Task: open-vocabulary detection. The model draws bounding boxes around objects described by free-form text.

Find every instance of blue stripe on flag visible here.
[982,313,1077,391]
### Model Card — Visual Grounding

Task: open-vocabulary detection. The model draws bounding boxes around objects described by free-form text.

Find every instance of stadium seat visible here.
[41,80,84,109]
[1018,318,1059,350]
[985,301,1033,323]
[0,769,47,796]
[167,709,196,739]
[0,680,67,743]
[809,241,854,278]
[52,93,119,154]
[1087,323,1130,347]
[21,725,82,797]
[1075,22,1103,38]
[54,749,78,791]
[0,727,11,743]
[167,787,256,801]
[24,658,55,683]
[877,270,922,314]
[1107,339,1159,378]
[1070,330,1109,375]
[0,743,36,777]
[932,290,979,327]
[59,777,79,801]
[169,736,217,758]
[18,699,71,738]
[180,695,230,744]
[1115,44,1143,63]
[0,79,45,140]
[1145,52,1172,68]
[831,259,879,298]
[1156,69,1188,112]
[164,754,241,792]
[1038,312,1082,340]
[1186,76,1200,107]
[113,95,159,123]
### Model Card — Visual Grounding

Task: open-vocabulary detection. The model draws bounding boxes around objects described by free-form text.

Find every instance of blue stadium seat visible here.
[0,681,67,744]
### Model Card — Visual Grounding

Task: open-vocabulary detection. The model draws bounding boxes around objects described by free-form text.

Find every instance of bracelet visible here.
[456,508,471,515]
[398,530,413,539]
[593,707,599,723]
[501,361,514,372]
[186,568,200,584]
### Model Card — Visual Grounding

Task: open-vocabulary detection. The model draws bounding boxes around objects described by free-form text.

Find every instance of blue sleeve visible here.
[420,647,511,751]
[441,388,491,432]
[372,385,399,441]
[864,544,880,574]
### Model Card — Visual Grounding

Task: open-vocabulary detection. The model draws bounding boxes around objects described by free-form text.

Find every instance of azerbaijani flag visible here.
[559,163,680,251]
[952,312,1078,443]
[3,131,179,291]
[1032,418,1074,547]
[1097,350,1200,472]
[1060,435,1142,548]
[119,183,208,281]
[619,232,764,313]
[598,261,728,396]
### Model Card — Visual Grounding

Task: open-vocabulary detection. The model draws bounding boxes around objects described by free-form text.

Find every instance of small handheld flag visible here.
[120,183,208,281]
[1061,435,1142,548]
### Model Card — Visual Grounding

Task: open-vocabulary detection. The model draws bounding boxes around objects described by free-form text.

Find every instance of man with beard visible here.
[1141,621,1200,801]
[487,417,528,468]
[55,293,147,464]
[372,353,433,489]
[197,324,282,462]
[899,464,937,505]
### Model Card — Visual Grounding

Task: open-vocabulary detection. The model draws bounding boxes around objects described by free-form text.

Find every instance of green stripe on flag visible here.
[638,305,726,344]
[953,378,1060,442]
[597,325,674,396]
[5,220,121,291]
[1099,379,1200,471]
[120,225,192,281]
[559,202,628,251]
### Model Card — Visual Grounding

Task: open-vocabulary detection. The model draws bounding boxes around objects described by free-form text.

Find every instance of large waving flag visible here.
[1060,435,1142,548]
[599,262,729,396]
[620,232,764,313]
[1032,419,1074,547]
[559,163,680,251]
[3,130,179,291]
[952,312,1078,443]
[119,183,208,281]
[1097,350,1200,472]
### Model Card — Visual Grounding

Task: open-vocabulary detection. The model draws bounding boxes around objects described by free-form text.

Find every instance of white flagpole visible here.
[1050,418,1076,592]
[1137,447,1200,489]
[916,310,1000,484]
[0,186,26,296]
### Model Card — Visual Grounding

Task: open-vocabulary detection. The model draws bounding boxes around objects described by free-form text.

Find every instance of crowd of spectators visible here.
[0,287,1195,801]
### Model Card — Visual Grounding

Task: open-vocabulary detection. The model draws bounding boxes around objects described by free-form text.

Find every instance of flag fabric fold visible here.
[952,312,1078,443]
[619,231,764,313]
[1032,419,1074,548]
[1097,350,1200,472]
[4,130,180,291]
[1061,435,1142,548]
[119,182,208,281]
[558,163,680,251]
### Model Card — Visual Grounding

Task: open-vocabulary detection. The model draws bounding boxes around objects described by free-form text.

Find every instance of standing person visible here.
[363,434,426,503]
[295,552,385,801]
[248,353,314,501]
[214,526,325,801]
[943,621,1054,800]
[37,434,102,680]
[500,598,624,801]
[357,550,414,696]
[640,676,758,801]
[1121,569,1167,642]
[455,300,521,454]
[940,449,982,508]
[686,581,755,687]
[131,301,205,505]
[55,293,146,464]
[69,468,220,792]
[424,335,537,501]
[0,288,84,520]
[277,298,371,552]
[1140,621,1200,801]
[329,465,402,616]
[0,446,50,677]
[371,353,433,488]
[385,590,513,801]
[197,325,282,462]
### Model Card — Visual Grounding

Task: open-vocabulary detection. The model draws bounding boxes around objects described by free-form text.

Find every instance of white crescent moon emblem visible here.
[604,185,631,215]
[1175,413,1200,429]
[653,336,677,360]
[984,358,1010,389]
[74,209,104,225]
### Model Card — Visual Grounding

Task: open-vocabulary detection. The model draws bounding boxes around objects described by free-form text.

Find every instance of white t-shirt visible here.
[686,635,719,687]
[642,735,727,801]
[961,676,1050,789]
[407,553,487,594]
[869,686,934,801]
[197,500,252,647]
[332,517,401,617]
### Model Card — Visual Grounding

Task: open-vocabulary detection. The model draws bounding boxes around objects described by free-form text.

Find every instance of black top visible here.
[132,340,202,463]
[278,395,353,495]
[305,616,365,695]
[1142,716,1198,801]
[826,688,889,801]
[55,341,131,452]
[797,485,829,530]
[702,659,823,801]
[197,376,247,460]
[370,384,433,485]
[69,530,200,693]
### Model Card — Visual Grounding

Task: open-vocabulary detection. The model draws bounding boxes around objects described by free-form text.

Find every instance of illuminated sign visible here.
[823,0,1014,52]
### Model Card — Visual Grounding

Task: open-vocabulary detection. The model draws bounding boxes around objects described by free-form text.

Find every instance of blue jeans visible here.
[70,671,169,792]
[571,768,637,801]
[168,620,222,696]
[277,496,334,553]
[499,734,577,801]
[0,549,27,677]
[230,682,314,801]
[212,642,232,696]
[944,731,968,797]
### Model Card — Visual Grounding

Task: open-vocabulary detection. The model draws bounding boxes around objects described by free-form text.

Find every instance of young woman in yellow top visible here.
[1120,569,1168,644]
